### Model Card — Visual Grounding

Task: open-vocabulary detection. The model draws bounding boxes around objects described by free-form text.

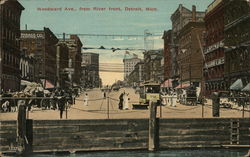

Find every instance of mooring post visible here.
[17,100,27,155]
[212,92,220,117]
[148,101,158,151]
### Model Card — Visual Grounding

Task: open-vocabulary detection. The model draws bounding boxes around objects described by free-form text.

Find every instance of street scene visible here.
[0,0,250,156]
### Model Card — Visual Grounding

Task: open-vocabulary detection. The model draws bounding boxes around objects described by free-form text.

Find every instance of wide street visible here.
[0,88,249,120]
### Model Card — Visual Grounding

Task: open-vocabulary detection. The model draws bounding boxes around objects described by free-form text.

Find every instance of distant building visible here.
[123,56,141,81]
[204,0,225,97]
[81,52,99,88]
[0,0,24,92]
[20,28,58,87]
[127,61,144,86]
[224,0,250,89]
[59,35,83,86]
[143,50,163,83]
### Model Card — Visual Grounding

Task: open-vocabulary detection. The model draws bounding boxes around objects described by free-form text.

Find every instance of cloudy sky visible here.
[19,0,214,85]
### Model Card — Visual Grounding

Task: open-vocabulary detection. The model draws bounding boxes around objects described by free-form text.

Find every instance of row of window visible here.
[3,51,19,68]
[2,7,20,24]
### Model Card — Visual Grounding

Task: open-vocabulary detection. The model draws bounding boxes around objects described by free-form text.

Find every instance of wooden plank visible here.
[160,140,230,146]
[32,145,147,153]
[159,129,230,136]
[159,135,230,142]
[32,137,148,147]
[33,130,148,139]
[78,124,147,132]
[33,126,80,134]
[32,119,148,126]
[160,123,230,129]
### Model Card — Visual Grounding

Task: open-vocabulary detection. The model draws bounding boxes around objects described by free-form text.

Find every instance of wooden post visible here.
[212,92,220,117]
[148,101,158,151]
[107,92,110,119]
[17,101,27,155]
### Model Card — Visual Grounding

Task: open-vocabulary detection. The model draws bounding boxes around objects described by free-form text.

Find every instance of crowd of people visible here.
[0,87,81,119]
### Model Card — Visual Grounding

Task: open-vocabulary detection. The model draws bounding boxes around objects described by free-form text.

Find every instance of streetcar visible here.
[133,82,160,109]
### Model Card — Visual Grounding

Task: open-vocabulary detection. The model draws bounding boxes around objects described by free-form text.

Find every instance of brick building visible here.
[203,0,225,97]
[177,22,205,87]
[0,0,24,92]
[81,52,99,88]
[20,28,58,86]
[162,30,172,81]
[56,43,69,88]
[60,35,83,86]
[127,61,144,87]
[170,4,205,82]
[20,49,36,83]
[143,50,163,83]
[224,0,250,89]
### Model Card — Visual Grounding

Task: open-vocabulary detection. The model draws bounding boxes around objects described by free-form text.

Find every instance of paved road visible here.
[0,88,249,120]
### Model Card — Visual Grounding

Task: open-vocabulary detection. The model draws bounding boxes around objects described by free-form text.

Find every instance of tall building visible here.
[204,0,225,97]
[81,52,99,88]
[177,22,205,87]
[56,43,69,88]
[170,5,205,85]
[224,0,250,89]
[143,50,163,83]
[0,0,24,92]
[59,35,83,86]
[123,56,141,81]
[127,61,144,86]
[162,30,172,81]
[20,28,58,86]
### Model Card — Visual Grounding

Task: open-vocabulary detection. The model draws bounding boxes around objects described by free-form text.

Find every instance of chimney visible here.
[192,5,196,22]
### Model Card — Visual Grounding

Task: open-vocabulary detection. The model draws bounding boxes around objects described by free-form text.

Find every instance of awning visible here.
[41,79,55,89]
[21,80,32,86]
[242,83,250,92]
[230,79,243,90]
[161,79,173,88]
[175,83,190,89]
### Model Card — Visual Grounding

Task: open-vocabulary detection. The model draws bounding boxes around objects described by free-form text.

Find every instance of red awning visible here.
[175,83,190,89]
[41,79,55,89]
[45,80,54,89]
[161,79,173,88]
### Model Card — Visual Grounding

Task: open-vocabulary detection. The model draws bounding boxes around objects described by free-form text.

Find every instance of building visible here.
[56,43,69,88]
[143,50,164,83]
[127,61,144,87]
[59,35,83,86]
[162,30,172,81]
[204,0,225,97]
[0,0,24,92]
[20,49,36,83]
[20,28,58,87]
[177,22,205,87]
[81,52,99,88]
[123,55,141,81]
[170,5,205,85]
[224,0,250,89]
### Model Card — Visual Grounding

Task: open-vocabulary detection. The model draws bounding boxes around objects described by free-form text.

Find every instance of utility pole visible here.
[56,45,60,88]
[0,2,3,93]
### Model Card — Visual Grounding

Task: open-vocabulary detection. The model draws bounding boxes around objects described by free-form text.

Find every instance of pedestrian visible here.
[123,92,129,110]
[104,92,106,99]
[83,93,89,106]
[118,92,124,110]
[2,100,9,112]
[57,95,65,119]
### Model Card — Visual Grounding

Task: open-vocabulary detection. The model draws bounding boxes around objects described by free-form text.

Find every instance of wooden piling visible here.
[17,102,27,155]
[148,101,158,151]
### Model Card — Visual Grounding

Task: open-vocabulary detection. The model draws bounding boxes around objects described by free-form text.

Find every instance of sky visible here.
[18,0,214,85]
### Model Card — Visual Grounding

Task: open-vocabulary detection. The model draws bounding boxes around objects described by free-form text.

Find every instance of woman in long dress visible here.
[123,93,129,110]
[83,93,89,106]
